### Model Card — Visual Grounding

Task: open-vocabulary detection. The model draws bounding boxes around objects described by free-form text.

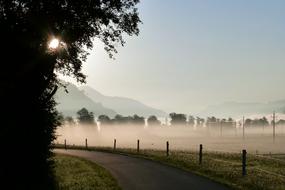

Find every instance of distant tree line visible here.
[98,114,145,126]
[205,117,236,128]
[244,117,269,127]
[63,108,285,128]
[277,119,285,126]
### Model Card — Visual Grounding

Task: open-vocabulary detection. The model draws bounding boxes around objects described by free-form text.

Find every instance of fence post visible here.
[242,116,245,140]
[85,138,88,150]
[113,139,116,151]
[137,139,140,153]
[64,139,66,150]
[242,149,247,176]
[166,141,169,156]
[273,111,276,143]
[199,144,203,165]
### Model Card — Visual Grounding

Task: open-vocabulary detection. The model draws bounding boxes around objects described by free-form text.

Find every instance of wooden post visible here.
[64,139,66,150]
[113,139,116,151]
[137,139,140,153]
[242,149,247,176]
[166,141,169,156]
[199,144,203,165]
[234,122,236,137]
[85,138,88,149]
[242,116,245,140]
[273,111,276,143]
[220,122,223,137]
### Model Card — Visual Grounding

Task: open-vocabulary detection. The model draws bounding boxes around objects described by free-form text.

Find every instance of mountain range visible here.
[55,83,116,117]
[55,83,167,117]
[198,100,285,118]
[55,82,285,119]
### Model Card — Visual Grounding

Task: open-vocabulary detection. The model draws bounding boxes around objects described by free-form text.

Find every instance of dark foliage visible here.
[277,119,285,126]
[64,116,75,125]
[147,115,161,126]
[169,112,187,126]
[244,117,269,127]
[98,115,112,126]
[98,114,145,126]
[196,117,205,127]
[188,115,195,126]
[132,114,145,125]
[205,116,236,129]
[0,0,140,189]
[77,108,95,125]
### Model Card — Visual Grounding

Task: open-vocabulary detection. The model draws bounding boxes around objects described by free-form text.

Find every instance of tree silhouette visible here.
[196,117,205,128]
[169,113,187,126]
[206,116,220,128]
[65,116,75,125]
[244,118,252,127]
[98,115,112,126]
[132,114,145,126]
[113,114,127,125]
[147,115,161,126]
[188,115,195,127]
[277,119,285,126]
[244,117,269,127]
[77,108,95,125]
[112,114,145,126]
[0,1,141,189]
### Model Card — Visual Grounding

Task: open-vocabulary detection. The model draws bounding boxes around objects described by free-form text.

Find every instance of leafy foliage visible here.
[147,115,161,126]
[0,0,140,189]
[169,112,187,126]
[77,108,95,125]
[244,117,269,127]
[64,116,75,125]
[98,115,112,126]
[98,114,145,126]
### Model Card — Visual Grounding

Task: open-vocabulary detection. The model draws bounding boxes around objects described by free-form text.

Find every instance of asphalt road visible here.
[54,149,230,190]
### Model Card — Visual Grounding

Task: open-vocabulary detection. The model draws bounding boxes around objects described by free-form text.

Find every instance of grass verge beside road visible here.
[53,154,121,190]
[54,144,285,190]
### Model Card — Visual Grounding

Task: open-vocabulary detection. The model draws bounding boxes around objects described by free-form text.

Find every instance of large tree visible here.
[0,1,140,189]
[169,112,187,126]
[147,115,161,126]
[77,108,95,125]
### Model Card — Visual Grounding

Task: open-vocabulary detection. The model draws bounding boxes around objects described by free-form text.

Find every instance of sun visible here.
[48,38,60,49]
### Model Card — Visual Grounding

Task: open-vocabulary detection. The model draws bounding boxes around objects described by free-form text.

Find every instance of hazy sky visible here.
[62,0,285,114]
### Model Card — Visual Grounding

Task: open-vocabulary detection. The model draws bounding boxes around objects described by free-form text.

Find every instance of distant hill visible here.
[199,100,285,118]
[79,86,167,117]
[55,83,116,117]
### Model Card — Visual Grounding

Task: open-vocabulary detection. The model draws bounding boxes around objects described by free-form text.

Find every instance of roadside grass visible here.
[53,154,121,190]
[54,144,285,190]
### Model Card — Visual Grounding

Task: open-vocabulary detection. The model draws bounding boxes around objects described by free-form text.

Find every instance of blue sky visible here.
[63,0,285,114]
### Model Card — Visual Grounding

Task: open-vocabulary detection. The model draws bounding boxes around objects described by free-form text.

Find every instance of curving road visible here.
[54,149,230,190]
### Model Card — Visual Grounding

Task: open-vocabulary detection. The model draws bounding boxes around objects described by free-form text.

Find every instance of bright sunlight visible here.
[48,38,60,49]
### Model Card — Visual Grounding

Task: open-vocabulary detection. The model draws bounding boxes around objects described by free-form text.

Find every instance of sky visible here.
[61,0,285,114]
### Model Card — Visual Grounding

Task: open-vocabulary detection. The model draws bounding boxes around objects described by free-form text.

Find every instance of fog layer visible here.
[56,124,285,154]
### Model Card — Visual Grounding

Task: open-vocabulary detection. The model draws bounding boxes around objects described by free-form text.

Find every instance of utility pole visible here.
[242,116,245,140]
[220,121,223,137]
[273,111,276,143]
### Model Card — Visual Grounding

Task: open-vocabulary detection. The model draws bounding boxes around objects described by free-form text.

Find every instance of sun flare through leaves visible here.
[48,38,60,49]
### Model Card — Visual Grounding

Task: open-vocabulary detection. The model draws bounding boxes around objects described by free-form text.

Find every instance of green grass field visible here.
[54,144,285,190]
[53,154,121,190]
[125,149,285,190]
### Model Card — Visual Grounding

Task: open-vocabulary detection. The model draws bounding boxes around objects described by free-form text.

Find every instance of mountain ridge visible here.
[55,83,167,118]
[198,100,285,118]
[79,85,167,117]
[55,83,117,117]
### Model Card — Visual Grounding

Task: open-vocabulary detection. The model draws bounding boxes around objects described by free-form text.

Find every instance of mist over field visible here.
[56,122,285,154]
